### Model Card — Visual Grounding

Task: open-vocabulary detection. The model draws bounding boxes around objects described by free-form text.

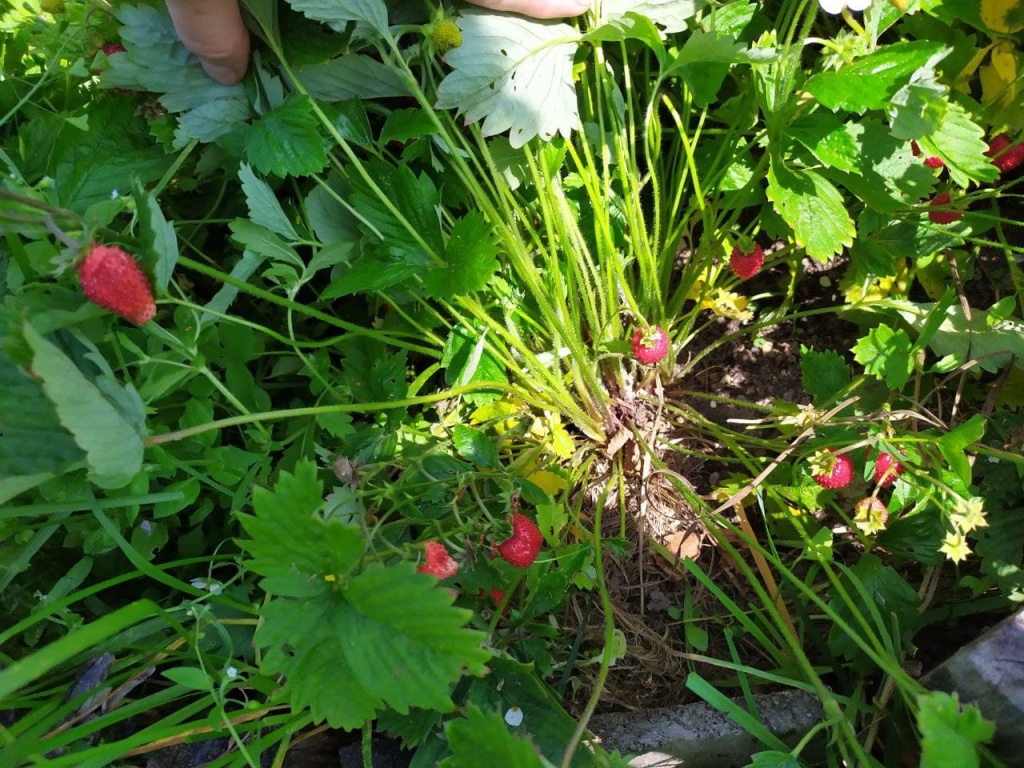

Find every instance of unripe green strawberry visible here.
[631,326,670,365]
[496,513,542,568]
[729,242,764,280]
[810,449,854,490]
[417,541,459,580]
[78,244,156,325]
[431,19,462,54]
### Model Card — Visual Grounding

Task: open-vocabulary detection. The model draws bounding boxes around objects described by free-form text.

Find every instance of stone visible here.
[923,607,1024,762]
[589,689,824,767]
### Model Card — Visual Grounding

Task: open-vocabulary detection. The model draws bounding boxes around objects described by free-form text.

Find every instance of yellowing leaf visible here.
[470,397,522,434]
[980,42,1020,110]
[980,0,1024,32]
[545,413,575,459]
[527,469,568,496]
[700,288,753,322]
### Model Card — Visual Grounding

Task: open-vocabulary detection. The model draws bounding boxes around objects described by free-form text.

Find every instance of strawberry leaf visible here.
[766,162,855,261]
[439,705,546,768]
[245,93,327,178]
[238,164,301,241]
[294,55,409,101]
[285,0,389,35]
[422,213,500,298]
[852,323,914,391]
[799,346,850,404]
[918,691,995,768]
[242,464,489,729]
[0,348,84,497]
[602,0,703,33]
[436,12,580,148]
[135,186,179,293]
[914,102,998,187]
[21,324,144,489]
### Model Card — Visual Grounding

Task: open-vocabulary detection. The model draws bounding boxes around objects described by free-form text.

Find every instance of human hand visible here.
[166,0,591,85]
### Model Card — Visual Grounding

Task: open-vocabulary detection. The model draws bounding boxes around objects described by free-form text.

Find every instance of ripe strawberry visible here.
[417,541,459,580]
[927,192,962,224]
[78,244,156,324]
[872,450,905,487]
[102,43,126,56]
[496,513,543,568]
[811,449,854,490]
[729,242,764,280]
[853,497,889,535]
[910,140,944,169]
[631,326,670,365]
[986,134,1024,174]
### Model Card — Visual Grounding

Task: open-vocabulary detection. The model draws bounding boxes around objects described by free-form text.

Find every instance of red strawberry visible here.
[78,244,156,324]
[630,326,670,365]
[872,451,905,487]
[928,192,962,225]
[417,541,459,580]
[102,43,126,56]
[910,140,944,169]
[729,242,764,280]
[986,134,1024,174]
[496,513,543,568]
[811,449,854,490]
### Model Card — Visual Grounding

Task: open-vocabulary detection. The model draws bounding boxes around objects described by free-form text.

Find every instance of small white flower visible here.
[190,578,224,595]
[225,666,239,679]
[111,189,119,200]
[819,0,872,14]
[504,706,524,727]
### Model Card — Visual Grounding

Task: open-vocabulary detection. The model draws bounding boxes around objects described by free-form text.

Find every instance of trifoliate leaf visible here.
[766,162,855,261]
[245,93,327,177]
[436,12,580,148]
[238,164,301,241]
[255,566,488,729]
[22,325,144,489]
[602,0,704,33]
[918,691,995,768]
[852,323,914,390]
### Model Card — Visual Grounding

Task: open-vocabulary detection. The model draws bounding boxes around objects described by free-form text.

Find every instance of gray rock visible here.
[589,689,824,767]
[923,607,1024,762]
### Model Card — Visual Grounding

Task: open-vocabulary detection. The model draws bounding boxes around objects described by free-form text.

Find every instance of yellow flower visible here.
[950,497,987,534]
[700,288,754,323]
[939,531,972,564]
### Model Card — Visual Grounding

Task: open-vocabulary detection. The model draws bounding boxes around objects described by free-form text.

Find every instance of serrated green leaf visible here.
[439,705,545,768]
[135,186,179,293]
[256,566,488,730]
[800,345,851,403]
[662,31,744,106]
[238,460,366,596]
[766,163,855,261]
[285,0,389,35]
[916,101,999,187]
[245,93,327,177]
[603,0,703,33]
[918,691,995,768]
[294,55,409,101]
[436,12,580,148]
[22,325,143,489]
[853,324,914,390]
[238,163,300,241]
[229,219,304,267]
[936,414,985,486]
[0,349,84,483]
[422,213,500,299]
[789,112,862,174]
[380,109,440,146]
[452,425,497,468]
[804,41,948,113]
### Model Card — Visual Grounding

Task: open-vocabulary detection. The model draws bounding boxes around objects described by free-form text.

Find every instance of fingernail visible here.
[202,60,245,85]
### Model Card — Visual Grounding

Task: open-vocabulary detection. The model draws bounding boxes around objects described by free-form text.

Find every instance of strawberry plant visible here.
[2,0,1023,765]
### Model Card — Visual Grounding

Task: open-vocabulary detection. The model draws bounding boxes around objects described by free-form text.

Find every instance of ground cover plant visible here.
[1,0,1023,765]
